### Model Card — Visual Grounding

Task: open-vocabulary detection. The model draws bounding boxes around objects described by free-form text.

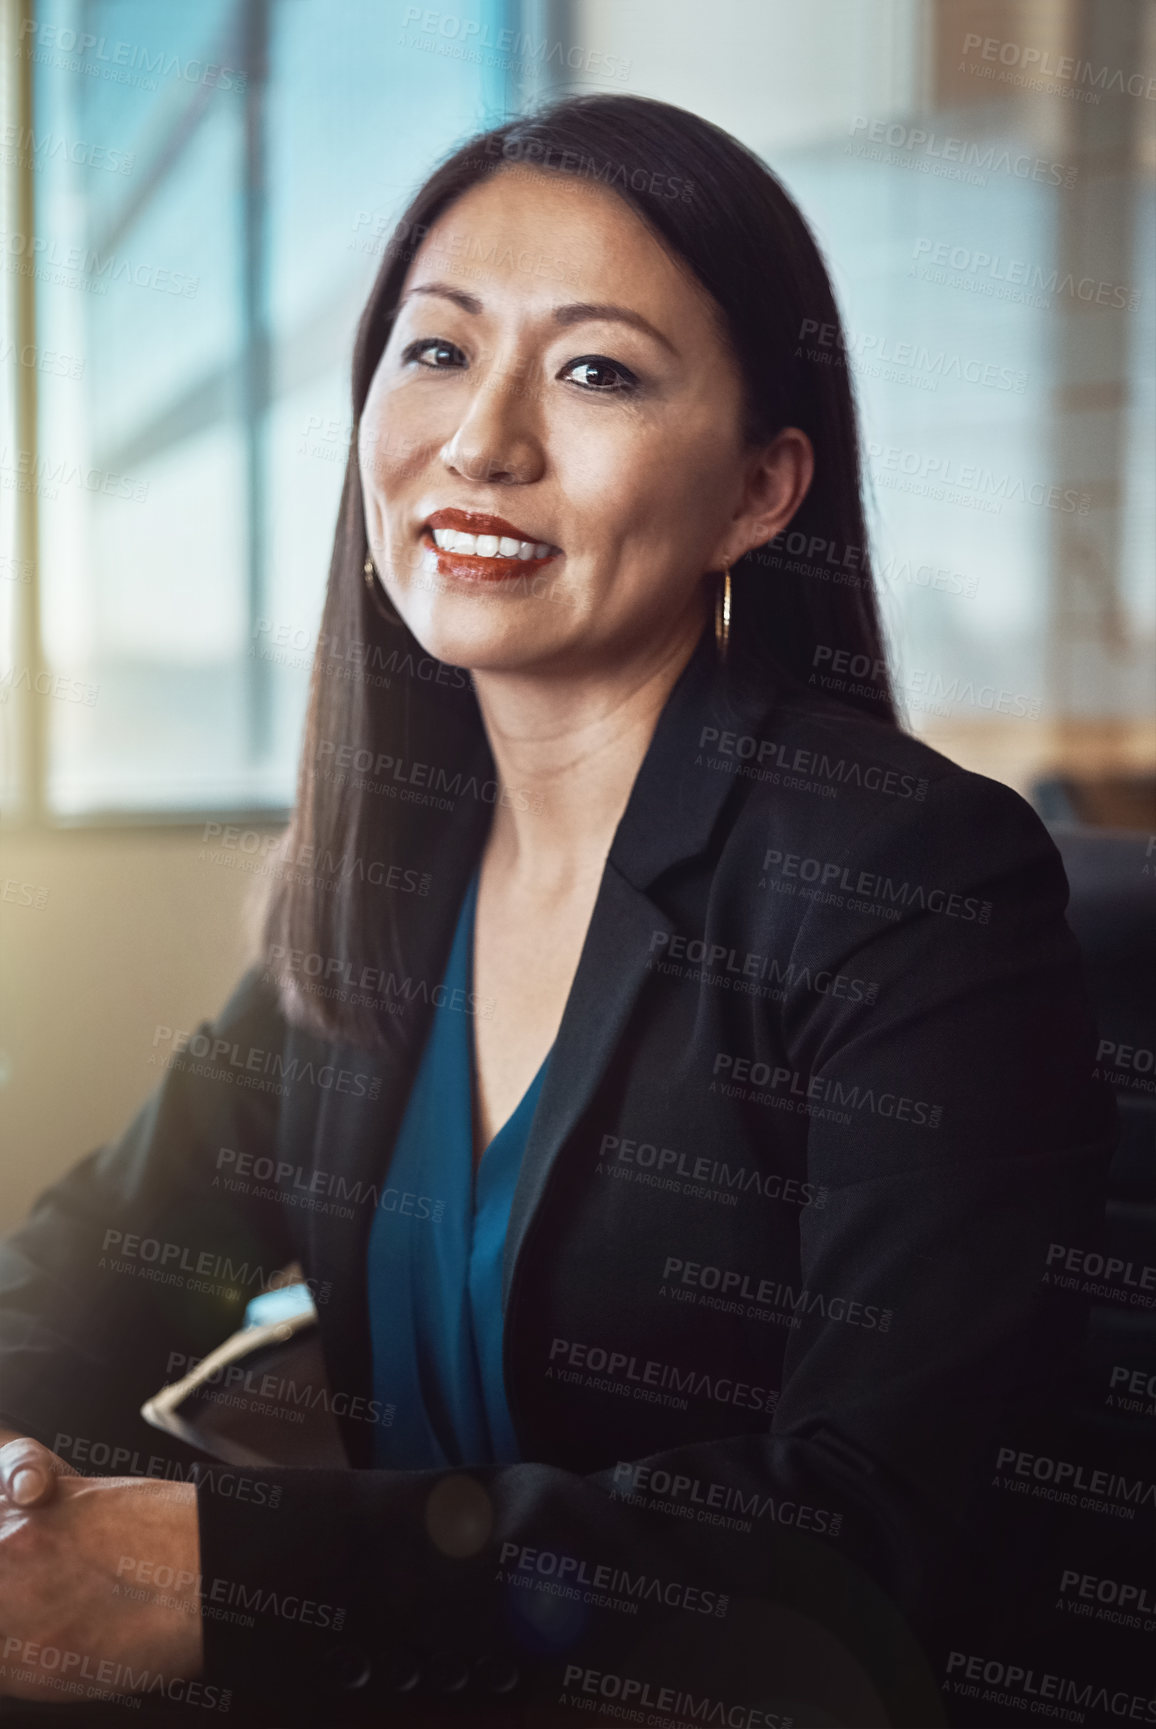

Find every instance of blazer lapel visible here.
[500,864,675,1308]
[501,625,742,1306]
[305,1034,401,1468]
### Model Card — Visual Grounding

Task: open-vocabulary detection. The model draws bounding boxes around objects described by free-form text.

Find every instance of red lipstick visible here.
[420,507,563,583]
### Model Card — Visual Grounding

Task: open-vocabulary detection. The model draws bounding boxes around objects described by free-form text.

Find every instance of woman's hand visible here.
[0,1445,203,1703]
[0,1432,76,1508]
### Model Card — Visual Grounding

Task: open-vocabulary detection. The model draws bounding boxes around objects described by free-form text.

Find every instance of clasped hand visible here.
[0,1435,203,1702]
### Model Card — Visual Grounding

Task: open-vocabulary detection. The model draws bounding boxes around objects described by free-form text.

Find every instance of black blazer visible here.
[0,629,1117,1727]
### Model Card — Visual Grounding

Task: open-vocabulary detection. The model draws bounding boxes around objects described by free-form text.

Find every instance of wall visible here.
[0,826,271,1231]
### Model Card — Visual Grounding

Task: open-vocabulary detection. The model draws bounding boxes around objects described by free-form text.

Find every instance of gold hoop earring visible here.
[363,555,403,627]
[714,563,732,663]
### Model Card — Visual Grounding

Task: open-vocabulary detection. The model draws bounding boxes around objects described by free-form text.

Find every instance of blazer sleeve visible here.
[0,966,294,1463]
[190,771,1118,1726]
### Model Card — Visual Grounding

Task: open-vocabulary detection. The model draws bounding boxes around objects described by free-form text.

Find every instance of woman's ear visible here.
[713,426,815,567]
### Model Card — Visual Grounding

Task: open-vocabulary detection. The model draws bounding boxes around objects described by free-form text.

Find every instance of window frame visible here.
[2,0,529,834]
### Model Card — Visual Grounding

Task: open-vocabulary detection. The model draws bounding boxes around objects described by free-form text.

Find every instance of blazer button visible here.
[379,1646,422,1692]
[426,1653,470,1693]
[472,1654,521,1694]
[324,1643,372,1690]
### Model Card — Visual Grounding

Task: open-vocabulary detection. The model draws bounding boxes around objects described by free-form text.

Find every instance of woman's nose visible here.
[439,363,544,486]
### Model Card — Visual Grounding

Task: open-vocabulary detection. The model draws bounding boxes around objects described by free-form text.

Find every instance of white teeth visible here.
[430,529,463,552]
[430,526,556,559]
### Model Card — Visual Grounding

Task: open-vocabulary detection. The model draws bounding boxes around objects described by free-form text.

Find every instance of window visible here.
[8,0,523,820]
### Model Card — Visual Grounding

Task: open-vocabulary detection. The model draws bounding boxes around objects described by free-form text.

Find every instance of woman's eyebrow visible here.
[400,281,482,315]
[400,281,678,355]
[553,301,678,355]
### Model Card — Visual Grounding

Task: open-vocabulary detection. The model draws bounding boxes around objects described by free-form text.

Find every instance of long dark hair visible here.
[264,93,897,1053]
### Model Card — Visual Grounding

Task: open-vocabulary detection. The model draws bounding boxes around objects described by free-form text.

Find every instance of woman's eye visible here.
[402,337,466,370]
[562,355,639,394]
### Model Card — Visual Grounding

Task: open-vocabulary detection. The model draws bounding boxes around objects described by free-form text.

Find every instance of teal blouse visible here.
[367,865,552,1467]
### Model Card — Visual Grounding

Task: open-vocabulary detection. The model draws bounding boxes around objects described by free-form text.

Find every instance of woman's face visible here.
[359,165,788,675]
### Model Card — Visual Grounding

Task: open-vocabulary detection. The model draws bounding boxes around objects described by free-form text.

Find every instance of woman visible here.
[0,94,1115,1726]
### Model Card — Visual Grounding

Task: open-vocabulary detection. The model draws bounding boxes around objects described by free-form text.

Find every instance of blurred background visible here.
[1,0,1153,1225]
